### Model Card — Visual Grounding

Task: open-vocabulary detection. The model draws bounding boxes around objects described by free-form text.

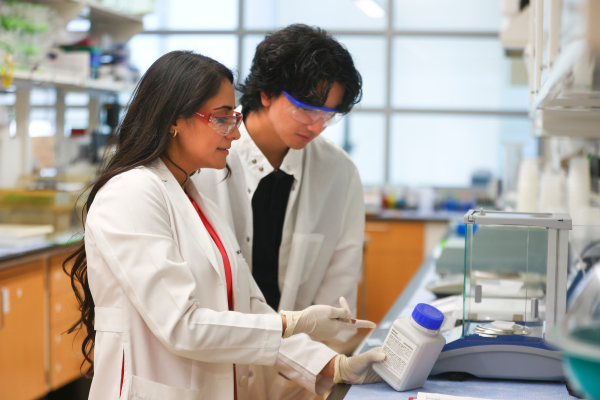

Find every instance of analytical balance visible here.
[431,209,572,381]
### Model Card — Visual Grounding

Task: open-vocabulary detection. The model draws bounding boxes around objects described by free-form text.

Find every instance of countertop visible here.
[366,210,465,222]
[0,231,81,269]
[0,210,462,267]
[327,240,580,400]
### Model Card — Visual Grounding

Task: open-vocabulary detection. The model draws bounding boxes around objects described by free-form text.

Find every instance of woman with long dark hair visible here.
[65,51,383,400]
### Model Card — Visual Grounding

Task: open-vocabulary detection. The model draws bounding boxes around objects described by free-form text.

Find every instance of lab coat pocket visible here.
[129,375,208,400]
[288,233,324,285]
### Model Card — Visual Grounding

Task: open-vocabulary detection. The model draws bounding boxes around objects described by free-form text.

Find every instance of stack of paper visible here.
[0,224,54,247]
[415,393,491,400]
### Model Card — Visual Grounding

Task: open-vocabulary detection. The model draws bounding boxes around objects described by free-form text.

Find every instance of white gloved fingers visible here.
[336,297,353,323]
[339,296,350,311]
[362,367,384,384]
[352,319,377,329]
[334,348,386,384]
[327,306,351,320]
[353,347,386,365]
[283,304,375,340]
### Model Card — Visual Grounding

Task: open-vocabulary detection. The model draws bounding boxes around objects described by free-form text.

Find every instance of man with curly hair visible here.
[194,24,369,398]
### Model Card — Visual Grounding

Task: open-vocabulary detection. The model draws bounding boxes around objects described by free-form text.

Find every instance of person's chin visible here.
[290,134,313,149]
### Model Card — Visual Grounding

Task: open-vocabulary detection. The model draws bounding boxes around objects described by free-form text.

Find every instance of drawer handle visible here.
[0,286,5,331]
[55,303,62,313]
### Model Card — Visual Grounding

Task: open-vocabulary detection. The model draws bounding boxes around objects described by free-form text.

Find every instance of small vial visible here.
[373,303,445,391]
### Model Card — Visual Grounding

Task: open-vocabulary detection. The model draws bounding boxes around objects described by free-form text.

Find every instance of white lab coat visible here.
[193,118,365,318]
[85,159,337,400]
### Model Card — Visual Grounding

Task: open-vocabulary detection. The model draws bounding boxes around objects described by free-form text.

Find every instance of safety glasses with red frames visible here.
[195,110,243,136]
[281,91,342,128]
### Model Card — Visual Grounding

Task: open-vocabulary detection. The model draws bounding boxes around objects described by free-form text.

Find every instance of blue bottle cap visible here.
[411,303,444,331]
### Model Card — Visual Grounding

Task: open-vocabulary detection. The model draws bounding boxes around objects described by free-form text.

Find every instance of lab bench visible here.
[0,242,86,400]
[327,239,579,400]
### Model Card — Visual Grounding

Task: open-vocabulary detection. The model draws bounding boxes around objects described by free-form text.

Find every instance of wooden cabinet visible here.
[0,261,46,400]
[0,250,86,400]
[48,254,85,390]
[363,221,425,324]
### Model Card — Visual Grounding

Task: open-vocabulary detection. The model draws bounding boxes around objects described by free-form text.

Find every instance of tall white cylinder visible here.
[517,158,539,212]
[568,157,591,214]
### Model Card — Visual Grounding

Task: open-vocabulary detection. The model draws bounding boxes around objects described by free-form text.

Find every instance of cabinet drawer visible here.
[50,290,80,329]
[0,262,46,400]
[49,322,85,390]
[49,254,74,298]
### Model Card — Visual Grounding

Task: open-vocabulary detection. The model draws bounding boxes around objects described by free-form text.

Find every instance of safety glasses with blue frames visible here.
[281,91,342,128]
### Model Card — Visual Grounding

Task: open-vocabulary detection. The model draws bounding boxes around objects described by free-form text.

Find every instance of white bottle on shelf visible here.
[373,303,445,392]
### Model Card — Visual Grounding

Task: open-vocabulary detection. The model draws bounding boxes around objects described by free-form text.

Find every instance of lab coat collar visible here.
[235,107,304,182]
[145,158,225,286]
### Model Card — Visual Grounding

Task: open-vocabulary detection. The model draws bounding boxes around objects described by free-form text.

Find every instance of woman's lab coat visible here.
[84,159,336,400]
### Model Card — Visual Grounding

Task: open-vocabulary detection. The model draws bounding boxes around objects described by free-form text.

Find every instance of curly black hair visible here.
[239,24,362,115]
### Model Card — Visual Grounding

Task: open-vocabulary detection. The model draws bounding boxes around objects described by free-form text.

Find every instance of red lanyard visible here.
[188,195,234,311]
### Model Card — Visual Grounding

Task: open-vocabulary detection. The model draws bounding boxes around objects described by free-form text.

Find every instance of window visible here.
[337,36,387,109]
[392,37,529,111]
[393,0,500,32]
[129,0,534,186]
[390,114,536,187]
[244,0,388,31]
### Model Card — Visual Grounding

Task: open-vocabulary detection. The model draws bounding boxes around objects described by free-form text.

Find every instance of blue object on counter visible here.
[412,303,444,330]
[456,223,478,236]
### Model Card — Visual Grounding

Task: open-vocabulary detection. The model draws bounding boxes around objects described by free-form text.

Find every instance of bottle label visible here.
[380,325,417,380]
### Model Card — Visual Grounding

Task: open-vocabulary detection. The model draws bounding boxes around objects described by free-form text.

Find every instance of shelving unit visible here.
[526,0,600,138]
[0,0,147,190]
[27,0,144,43]
[12,69,136,94]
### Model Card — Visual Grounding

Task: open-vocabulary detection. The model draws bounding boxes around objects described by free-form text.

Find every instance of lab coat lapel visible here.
[185,180,239,287]
[146,160,223,284]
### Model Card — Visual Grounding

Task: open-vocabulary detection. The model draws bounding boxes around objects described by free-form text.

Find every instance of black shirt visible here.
[251,169,294,310]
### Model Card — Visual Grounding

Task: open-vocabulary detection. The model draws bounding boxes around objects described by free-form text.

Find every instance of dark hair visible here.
[64,51,234,376]
[239,24,362,114]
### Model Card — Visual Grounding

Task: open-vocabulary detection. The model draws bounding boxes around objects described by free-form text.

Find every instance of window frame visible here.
[138,0,530,183]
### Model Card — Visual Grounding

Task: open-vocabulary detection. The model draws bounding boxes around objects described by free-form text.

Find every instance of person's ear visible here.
[260,92,274,107]
[170,122,178,137]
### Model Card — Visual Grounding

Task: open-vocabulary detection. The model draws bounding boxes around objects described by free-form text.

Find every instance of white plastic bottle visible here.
[373,303,446,391]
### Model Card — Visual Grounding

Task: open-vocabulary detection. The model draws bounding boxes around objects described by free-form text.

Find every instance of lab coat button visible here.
[246,237,251,242]
[247,188,251,194]
[259,167,264,172]
[239,376,248,387]
[252,159,257,164]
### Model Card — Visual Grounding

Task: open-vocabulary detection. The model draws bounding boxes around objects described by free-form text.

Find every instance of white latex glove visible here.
[280,297,376,340]
[333,347,386,384]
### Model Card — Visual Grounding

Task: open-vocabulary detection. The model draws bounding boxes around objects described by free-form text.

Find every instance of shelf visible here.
[86,2,144,43]
[531,40,600,110]
[26,0,85,25]
[25,0,144,43]
[533,108,600,138]
[530,39,600,138]
[12,69,135,94]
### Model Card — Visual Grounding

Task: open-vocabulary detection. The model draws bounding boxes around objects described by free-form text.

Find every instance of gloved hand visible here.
[280,297,376,340]
[333,347,386,384]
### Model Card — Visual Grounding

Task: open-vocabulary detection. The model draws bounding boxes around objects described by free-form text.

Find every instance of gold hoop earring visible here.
[172,128,178,137]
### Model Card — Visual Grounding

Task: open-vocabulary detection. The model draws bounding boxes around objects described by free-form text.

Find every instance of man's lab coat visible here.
[193,119,365,327]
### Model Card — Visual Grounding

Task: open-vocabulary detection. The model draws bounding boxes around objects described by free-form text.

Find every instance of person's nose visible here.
[306,118,326,134]
[226,126,241,141]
